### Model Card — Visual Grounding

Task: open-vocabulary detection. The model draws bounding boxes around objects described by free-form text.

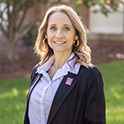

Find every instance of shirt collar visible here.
[37,55,54,74]
[37,52,80,78]
[60,53,80,75]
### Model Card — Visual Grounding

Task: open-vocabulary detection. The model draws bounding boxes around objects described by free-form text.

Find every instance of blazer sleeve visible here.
[84,66,106,124]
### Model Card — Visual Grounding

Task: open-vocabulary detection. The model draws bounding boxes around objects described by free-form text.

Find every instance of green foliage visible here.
[77,0,124,16]
[0,78,30,124]
[0,61,124,123]
[98,61,124,124]
[83,0,99,7]
[48,0,123,16]
[75,0,83,4]
[82,0,123,7]
[0,0,48,13]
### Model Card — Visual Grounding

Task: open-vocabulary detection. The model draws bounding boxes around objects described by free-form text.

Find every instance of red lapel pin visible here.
[65,77,73,86]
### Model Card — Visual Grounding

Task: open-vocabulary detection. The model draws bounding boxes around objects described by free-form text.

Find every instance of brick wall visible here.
[80,5,90,28]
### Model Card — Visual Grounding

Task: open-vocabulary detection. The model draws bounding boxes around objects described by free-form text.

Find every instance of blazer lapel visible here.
[47,72,77,124]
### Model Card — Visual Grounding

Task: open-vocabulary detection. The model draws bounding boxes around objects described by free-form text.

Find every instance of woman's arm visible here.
[84,67,106,124]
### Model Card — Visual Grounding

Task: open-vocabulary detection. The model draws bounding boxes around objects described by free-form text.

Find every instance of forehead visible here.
[48,12,73,26]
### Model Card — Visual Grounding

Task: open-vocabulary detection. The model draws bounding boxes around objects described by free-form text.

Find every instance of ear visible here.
[75,35,78,40]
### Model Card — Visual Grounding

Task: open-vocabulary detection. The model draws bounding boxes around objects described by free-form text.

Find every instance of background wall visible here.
[90,5,124,34]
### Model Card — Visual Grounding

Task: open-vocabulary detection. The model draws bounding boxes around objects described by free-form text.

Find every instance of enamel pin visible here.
[65,77,73,86]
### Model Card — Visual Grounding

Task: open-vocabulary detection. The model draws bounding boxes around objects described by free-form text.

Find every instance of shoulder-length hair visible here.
[34,4,92,67]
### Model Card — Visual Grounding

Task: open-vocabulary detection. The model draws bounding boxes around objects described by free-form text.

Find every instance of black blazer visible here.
[24,64,106,124]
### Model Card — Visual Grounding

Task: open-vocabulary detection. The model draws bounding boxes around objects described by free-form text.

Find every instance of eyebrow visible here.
[64,24,72,27]
[49,24,72,27]
[49,24,56,27]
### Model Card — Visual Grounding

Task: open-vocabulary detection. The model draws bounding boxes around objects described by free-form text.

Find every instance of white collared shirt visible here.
[28,53,81,124]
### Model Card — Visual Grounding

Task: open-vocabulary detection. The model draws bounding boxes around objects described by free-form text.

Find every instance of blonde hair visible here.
[34,4,92,67]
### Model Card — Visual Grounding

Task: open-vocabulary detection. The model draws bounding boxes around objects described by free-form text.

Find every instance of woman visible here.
[24,5,106,124]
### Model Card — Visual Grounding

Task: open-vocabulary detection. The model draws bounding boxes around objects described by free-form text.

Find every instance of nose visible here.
[55,28,63,38]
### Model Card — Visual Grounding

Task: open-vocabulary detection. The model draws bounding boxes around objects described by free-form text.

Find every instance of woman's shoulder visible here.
[30,63,41,80]
[78,65,104,89]
[33,63,41,70]
[80,65,101,73]
[78,65,102,79]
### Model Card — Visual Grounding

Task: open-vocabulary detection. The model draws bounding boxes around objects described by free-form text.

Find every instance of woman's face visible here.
[46,12,77,54]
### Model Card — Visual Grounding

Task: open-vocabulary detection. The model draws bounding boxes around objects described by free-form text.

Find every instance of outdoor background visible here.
[0,0,124,124]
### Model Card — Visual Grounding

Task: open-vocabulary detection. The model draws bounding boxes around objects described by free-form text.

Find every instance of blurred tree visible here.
[22,22,39,51]
[0,0,123,61]
[0,0,47,61]
[50,0,124,16]
[82,0,124,16]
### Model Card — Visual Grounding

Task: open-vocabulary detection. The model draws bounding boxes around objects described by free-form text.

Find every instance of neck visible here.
[52,51,72,70]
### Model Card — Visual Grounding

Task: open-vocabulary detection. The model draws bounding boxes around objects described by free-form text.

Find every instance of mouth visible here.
[53,41,66,45]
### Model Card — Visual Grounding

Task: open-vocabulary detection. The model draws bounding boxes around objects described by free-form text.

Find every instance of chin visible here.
[53,49,66,53]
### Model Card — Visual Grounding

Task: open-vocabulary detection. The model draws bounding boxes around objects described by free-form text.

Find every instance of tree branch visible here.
[15,9,28,32]
[14,19,36,43]
[6,1,11,35]
[0,24,7,38]
[7,2,17,41]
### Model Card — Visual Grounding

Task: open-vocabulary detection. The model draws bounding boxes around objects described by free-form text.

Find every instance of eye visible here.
[63,27,70,31]
[50,26,57,31]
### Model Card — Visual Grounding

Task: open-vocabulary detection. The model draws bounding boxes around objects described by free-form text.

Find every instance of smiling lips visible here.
[53,41,66,45]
